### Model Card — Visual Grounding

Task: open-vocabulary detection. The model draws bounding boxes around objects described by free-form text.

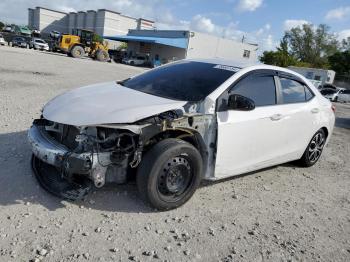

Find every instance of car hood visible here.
[43,81,187,126]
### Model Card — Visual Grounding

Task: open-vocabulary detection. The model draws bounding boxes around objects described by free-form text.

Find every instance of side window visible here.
[304,86,314,101]
[280,78,308,103]
[230,74,276,107]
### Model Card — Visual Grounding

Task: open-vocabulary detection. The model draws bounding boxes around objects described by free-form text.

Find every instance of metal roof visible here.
[104,35,188,49]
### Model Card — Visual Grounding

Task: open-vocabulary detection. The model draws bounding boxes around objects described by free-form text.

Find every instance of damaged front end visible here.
[28,106,216,201]
[28,118,141,200]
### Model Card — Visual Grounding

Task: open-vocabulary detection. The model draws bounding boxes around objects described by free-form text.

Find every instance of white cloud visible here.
[190,15,216,33]
[338,29,350,41]
[283,19,309,31]
[237,0,263,12]
[325,6,350,20]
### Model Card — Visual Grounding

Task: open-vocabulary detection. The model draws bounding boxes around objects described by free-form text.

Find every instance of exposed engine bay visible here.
[29,109,216,200]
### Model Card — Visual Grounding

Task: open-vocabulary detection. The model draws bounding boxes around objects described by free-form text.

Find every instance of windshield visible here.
[121,61,238,101]
[35,39,45,43]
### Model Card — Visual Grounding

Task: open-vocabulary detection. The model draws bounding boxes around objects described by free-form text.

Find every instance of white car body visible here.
[338,89,350,103]
[122,56,146,66]
[30,38,49,51]
[320,88,344,101]
[28,59,335,208]
[34,59,335,179]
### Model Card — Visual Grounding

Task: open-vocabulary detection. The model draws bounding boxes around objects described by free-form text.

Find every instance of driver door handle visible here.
[270,114,283,121]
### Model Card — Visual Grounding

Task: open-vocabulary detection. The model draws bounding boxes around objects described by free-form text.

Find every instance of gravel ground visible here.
[0,46,349,262]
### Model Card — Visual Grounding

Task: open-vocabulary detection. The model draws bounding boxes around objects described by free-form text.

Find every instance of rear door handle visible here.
[270,114,283,121]
[311,108,320,114]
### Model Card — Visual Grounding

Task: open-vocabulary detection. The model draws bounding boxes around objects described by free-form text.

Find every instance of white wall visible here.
[187,32,257,62]
[37,8,68,33]
[103,11,138,36]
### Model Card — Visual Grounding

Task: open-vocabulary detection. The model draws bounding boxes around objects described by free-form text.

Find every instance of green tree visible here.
[260,37,297,67]
[328,50,350,75]
[0,21,4,31]
[284,24,339,68]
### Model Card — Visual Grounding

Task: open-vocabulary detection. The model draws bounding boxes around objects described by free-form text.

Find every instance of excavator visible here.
[58,29,110,62]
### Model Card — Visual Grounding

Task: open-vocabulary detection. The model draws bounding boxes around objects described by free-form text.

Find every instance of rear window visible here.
[122,61,238,101]
[280,78,312,103]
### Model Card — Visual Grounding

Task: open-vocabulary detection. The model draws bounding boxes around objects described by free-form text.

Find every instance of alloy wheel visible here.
[308,132,325,163]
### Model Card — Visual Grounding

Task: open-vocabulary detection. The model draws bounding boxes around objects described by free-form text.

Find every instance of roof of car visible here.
[188,58,258,68]
[186,58,303,75]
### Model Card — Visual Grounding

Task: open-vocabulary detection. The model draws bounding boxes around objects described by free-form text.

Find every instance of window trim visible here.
[216,69,279,112]
[276,73,315,105]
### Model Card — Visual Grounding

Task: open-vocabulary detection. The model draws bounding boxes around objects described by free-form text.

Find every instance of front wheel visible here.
[298,129,326,167]
[136,139,202,210]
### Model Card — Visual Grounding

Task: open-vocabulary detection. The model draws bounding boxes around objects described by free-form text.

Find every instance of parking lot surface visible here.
[0,46,349,262]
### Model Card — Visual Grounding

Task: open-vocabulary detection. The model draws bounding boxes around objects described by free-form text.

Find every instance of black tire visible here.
[136,139,202,210]
[96,49,109,62]
[298,129,326,167]
[130,61,135,66]
[70,45,85,58]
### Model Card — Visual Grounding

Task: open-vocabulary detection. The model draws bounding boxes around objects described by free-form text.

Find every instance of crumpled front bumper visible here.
[28,124,92,174]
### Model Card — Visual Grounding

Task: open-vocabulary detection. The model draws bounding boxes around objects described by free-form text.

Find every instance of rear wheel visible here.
[136,139,202,210]
[298,129,326,167]
[70,45,85,58]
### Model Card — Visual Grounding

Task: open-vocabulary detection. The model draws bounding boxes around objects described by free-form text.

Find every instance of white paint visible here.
[41,59,335,181]
[43,82,186,126]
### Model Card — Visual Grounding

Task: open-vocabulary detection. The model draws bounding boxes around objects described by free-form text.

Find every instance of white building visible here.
[28,7,155,37]
[288,66,336,85]
[106,30,258,64]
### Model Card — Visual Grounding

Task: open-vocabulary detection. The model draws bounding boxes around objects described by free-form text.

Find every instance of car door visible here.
[273,74,318,159]
[215,70,286,178]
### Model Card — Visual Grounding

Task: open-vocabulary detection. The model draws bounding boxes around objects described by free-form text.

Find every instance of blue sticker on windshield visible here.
[214,65,240,72]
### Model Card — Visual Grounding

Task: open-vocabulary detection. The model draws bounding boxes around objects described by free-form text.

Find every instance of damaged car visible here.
[28,59,335,210]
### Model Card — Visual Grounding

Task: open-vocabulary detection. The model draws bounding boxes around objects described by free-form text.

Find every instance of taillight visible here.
[331,105,336,113]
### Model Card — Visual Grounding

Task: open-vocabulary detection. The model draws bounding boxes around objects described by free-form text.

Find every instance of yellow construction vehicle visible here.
[58,29,110,62]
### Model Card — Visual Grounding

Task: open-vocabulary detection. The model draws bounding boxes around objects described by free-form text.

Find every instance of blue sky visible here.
[1,0,350,51]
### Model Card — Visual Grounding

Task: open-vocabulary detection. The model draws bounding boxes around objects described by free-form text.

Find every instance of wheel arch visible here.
[320,126,329,138]
[144,129,209,175]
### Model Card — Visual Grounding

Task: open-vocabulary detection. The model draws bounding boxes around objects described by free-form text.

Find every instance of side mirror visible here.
[227,94,255,111]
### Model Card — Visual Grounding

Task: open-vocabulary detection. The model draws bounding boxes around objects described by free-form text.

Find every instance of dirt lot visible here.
[0,46,349,262]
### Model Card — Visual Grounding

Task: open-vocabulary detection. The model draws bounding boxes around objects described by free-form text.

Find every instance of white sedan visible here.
[29,38,49,51]
[338,89,350,103]
[122,56,147,66]
[28,59,335,210]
